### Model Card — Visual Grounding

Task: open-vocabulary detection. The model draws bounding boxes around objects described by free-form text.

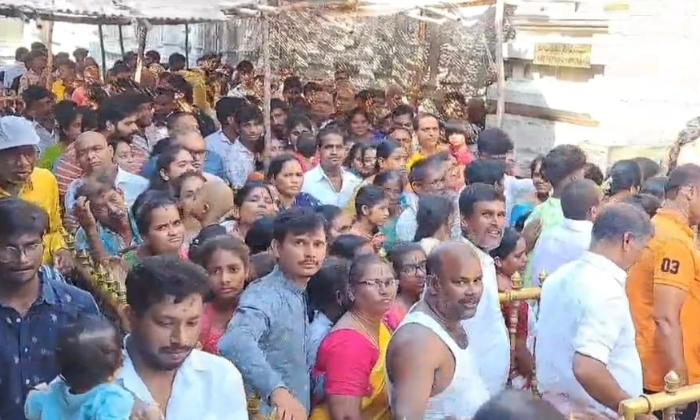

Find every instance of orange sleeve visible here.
[653,239,694,292]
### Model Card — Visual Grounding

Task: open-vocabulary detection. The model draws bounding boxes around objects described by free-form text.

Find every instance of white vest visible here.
[390,311,490,420]
[460,237,511,396]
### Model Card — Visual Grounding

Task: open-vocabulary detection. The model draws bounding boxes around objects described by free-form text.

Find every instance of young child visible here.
[24,316,162,420]
[112,138,135,173]
[445,122,474,167]
[296,131,319,172]
[190,180,235,229]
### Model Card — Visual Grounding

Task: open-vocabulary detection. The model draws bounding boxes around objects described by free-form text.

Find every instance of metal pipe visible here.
[118,25,125,56]
[619,372,698,420]
[506,271,523,387]
[499,287,541,302]
[184,24,190,67]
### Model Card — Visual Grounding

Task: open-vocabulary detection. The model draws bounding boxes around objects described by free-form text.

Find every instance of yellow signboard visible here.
[533,43,593,69]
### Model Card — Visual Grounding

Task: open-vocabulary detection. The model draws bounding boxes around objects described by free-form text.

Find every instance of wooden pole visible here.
[44,20,54,90]
[495,0,505,128]
[262,15,272,167]
[134,24,148,84]
[410,19,428,106]
[98,24,107,81]
[184,24,190,68]
[118,25,126,57]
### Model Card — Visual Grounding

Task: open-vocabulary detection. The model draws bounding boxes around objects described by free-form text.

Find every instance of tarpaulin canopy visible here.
[0,0,228,24]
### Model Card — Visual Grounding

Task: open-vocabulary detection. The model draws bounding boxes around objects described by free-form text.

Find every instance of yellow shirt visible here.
[51,80,67,100]
[406,152,426,172]
[0,168,66,263]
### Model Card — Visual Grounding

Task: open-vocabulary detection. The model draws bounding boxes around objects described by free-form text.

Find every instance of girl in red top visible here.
[490,227,533,389]
[384,243,427,329]
[445,122,474,167]
[190,232,250,354]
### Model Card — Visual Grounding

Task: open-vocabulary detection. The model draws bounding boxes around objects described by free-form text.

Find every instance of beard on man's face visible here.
[129,328,194,371]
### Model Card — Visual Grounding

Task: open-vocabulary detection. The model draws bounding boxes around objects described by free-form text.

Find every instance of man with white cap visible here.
[0,116,72,270]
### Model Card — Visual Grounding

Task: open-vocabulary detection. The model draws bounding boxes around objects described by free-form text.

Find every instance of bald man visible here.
[387,241,490,420]
[65,131,148,221]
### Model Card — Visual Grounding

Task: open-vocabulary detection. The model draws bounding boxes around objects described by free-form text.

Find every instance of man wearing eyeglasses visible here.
[0,198,99,420]
[0,116,72,271]
[171,129,226,185]
[63,131,148,233]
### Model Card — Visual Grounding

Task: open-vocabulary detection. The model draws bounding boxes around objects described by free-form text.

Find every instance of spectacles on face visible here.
[356,278,399,289]
[0,242,43,262]
[183,147,206,159]
[401,262,427,275]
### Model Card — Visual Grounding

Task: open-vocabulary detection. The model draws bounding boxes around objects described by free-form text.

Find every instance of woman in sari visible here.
[123,190,186,268]
[221,181,277,239]
[311,253,397,420]
[70,65,103,108]
[266,153,320,211]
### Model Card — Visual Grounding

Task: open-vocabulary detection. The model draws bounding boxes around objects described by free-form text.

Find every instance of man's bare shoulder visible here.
[388,319,446,359]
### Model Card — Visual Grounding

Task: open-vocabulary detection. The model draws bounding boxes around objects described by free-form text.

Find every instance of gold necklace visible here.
[349,311,379,347]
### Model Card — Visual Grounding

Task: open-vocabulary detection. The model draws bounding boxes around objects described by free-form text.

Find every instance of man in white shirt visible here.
[65,132,148,216]
[536,203,654,419]
[302,125,361,207]
[120,256,248,420]
[530,178,602,286]
[457,183,511,396]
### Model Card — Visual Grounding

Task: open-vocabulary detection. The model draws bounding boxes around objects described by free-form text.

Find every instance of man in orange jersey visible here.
[627,163,700,420]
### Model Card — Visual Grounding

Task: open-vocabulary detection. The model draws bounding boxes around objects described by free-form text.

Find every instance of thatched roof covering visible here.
[223,0,495,18]
[229,2,508,101]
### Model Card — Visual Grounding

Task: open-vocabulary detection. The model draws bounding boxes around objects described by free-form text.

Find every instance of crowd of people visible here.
[0,41,699,420]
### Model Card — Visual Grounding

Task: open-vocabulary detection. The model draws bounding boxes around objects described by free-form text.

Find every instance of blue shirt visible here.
[280,192,320,211]
[140,150,228,184]
[24,379,134,420]
[0,270,100,420]
[218,267,311,415]
[74,212,142,256]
